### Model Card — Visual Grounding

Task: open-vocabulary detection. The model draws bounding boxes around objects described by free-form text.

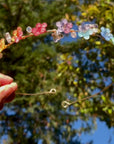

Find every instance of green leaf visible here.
[108,109,112,114]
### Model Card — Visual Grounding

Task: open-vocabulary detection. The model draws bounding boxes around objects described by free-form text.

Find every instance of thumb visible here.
[0,82,17,103]
[0,103,4,110]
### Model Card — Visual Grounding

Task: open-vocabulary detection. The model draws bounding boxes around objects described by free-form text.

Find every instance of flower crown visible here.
[0,18,114,58]
[0,19,114,108]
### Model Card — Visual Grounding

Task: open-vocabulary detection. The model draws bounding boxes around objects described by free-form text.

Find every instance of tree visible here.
[0,0,114,143]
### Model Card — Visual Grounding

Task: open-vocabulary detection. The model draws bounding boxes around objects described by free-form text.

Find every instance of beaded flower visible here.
[71,31,77,38]
[100,27,113,41]
[0,38,5,52]
[0,19,114,55]
[12,27,23,43]
[52,30,64,43]
[56,19,73,34]
[32,23,47,36]
[88,24,98,34]
[26,26,32,33]
[78,24,98,40]
[5,32,12,43]
[111,37,114,45]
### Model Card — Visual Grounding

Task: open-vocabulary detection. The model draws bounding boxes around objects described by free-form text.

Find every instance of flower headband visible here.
[0,18,114,57]
[0,18,114,108]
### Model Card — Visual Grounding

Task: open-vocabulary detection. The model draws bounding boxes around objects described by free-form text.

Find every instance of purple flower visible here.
[56,19,73,34]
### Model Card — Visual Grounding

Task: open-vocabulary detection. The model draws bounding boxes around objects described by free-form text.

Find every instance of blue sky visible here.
[1,119,114,144]
[80,119,114,144]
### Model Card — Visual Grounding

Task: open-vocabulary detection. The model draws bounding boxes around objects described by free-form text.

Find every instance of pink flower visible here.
[32,23,47,36]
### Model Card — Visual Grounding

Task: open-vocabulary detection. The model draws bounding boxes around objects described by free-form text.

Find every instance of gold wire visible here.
[16,88,56,96]
[62,83,113,108]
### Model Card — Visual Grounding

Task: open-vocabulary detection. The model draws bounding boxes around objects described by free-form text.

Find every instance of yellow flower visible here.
[0,38,6,53]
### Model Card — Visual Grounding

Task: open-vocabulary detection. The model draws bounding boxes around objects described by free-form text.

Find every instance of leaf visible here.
[87,5,100,15]
[101,95,106,102]
[108,109,112,114]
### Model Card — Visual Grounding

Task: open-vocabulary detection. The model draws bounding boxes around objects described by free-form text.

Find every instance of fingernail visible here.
[0,83,17,103]
[0,73,13,86]
[9,82,18,91]
[0,73,13,80]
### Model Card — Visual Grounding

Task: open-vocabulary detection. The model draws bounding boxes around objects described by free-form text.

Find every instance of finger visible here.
[0,103,4,110]
[0,73,13,86]
[0,82,18,103]
[4,92,15,103]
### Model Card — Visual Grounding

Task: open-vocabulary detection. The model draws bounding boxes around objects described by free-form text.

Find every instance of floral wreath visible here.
[0,19,114,107]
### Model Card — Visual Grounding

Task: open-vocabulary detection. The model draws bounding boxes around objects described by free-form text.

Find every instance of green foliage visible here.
[0,0,114,143]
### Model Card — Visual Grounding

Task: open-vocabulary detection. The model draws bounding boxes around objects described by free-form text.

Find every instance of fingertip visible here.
[10,82,18,91]
[0,73,13,86]
[0,82,18,103]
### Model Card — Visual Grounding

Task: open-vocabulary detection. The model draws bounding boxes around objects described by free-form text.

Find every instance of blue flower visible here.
[78,24,98,40]
[78,30,90,40]
[100,27,113,41]
[111,37,114,45]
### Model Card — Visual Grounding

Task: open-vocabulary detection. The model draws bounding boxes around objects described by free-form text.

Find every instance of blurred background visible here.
[0,0,114,143]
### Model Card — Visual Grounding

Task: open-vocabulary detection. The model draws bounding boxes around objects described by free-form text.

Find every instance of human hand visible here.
[0,73,18,110]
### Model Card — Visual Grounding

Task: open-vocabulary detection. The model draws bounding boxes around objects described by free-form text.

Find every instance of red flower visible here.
[32,23,47,36]
[12,27,23,43]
